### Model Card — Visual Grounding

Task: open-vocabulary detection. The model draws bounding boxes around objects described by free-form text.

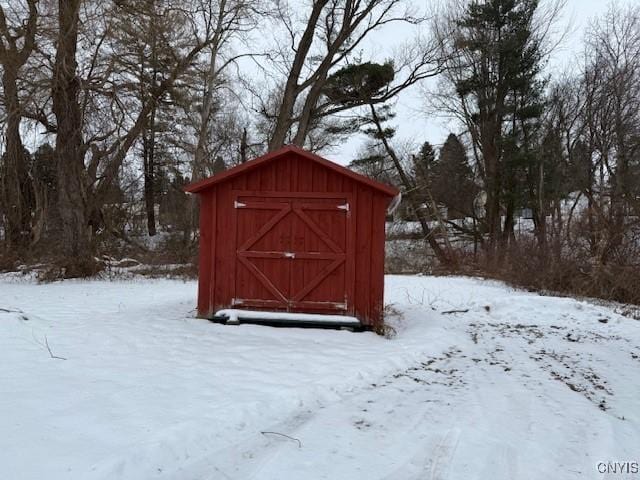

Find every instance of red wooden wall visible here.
[193,149,395,329]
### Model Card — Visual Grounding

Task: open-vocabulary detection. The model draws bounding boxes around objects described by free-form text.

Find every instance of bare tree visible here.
[0,0,38,253]
[192,0,257,181]
[264,0,431,151]
[46,0,249,274]
[51,0,93,274]
[579,3,640,264]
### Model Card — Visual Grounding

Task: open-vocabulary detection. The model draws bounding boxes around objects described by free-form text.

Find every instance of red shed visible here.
[185,145,400,330]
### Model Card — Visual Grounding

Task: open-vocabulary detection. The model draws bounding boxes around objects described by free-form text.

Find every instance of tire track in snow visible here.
[427,428,461,480]
[213,312,636,480]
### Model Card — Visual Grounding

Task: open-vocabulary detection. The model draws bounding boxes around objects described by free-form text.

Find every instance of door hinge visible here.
[283,252,296,259]
[231,298,243,306]
[337,203,349,212]
[234,200,246,208]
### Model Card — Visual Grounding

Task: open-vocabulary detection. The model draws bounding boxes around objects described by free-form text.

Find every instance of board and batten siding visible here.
[189,147,397,329]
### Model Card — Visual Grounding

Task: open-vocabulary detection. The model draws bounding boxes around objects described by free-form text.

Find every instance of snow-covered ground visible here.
[1,274,639,479]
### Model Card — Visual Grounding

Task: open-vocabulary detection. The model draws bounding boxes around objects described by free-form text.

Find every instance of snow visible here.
[215,309,360,326]
[1,274,639,479]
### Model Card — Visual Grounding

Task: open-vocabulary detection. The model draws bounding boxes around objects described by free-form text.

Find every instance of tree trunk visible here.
[193,40,221,180]
[240,128,248,163]
[369,104,454,267]
[52,0,94,276]
[268,0,328,151]
[0,0,38,254]
[0,68,33,252]
[291,67,331,146]
[143,121,157,237]
[482,129,502,255]
[535,156,546,247]
[502,198,515,246]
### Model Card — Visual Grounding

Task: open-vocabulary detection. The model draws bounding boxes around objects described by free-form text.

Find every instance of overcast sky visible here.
[326,0,634,166]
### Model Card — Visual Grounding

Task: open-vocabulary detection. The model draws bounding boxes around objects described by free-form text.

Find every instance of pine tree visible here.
[212,157,227,175]
[433,134,477,219]
[442,0,546,249]
[413,142,437,188]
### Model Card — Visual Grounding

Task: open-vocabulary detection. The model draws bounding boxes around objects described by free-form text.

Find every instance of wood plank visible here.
[312,163,327,191]
[293,205,343,253]
[197,191,213,316]
[236,203,291,251]
[214,184,233,309]
[246,167,261,190]
[238,252,344,262]
[260,160,276,191]
[344,192,356,316]
[208,188,219,314]
[290,300,347,311]
[354,187,373,323]
[231,190,349,199]
[235,201,290,210]
[369,193,388,328]
[233,298,286,309]
[238,256,288,304]
[290,154,299,191]
[291,258,344,302]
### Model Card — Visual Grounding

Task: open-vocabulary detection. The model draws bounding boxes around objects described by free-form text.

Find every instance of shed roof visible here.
[184,145,400,197]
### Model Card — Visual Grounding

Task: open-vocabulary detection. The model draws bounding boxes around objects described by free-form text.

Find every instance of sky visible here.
[326,0,631,166]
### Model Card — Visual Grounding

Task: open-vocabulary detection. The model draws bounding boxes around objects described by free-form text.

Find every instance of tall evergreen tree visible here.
[413,141,437,192]
[410,142,437,213]
[437,0,546,251]
[432,134,477,219]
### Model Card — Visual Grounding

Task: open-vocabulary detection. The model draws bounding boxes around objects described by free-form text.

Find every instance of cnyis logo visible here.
[597,461,639,474]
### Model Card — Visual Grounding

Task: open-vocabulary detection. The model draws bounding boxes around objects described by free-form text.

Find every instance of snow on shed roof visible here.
[184,145,400,197]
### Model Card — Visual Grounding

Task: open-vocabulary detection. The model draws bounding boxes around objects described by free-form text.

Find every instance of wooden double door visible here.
[232,193,355,314]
